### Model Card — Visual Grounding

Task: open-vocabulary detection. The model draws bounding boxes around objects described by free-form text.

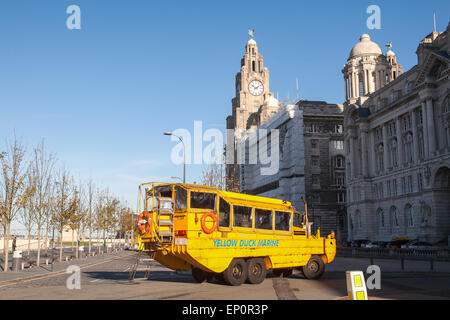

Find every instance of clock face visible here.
[248,80,264,96]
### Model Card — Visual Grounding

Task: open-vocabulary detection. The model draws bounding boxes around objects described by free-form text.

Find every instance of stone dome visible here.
[349,34,383,59]
[247,38,257,46]
[386,49,396,56]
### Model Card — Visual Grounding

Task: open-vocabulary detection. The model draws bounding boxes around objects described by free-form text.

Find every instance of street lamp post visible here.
[164,132,186,184]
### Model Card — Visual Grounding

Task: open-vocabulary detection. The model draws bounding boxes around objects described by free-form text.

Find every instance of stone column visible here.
[349,73,353,99]
[351,137,357,179]
[382,124,389,171]
[395,117,404,166]
[369,129,377,176]
[422,101,430,158]
[360,125,368,177]
[426,98,436,155]
[345,77,348,102]
[411,110,420,164]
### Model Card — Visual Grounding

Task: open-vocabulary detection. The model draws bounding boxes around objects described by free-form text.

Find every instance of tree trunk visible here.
[3,222,11,272]
[45,217,49,257]
[97,229,100,254]
[75,228,79,259]
[27,231,31,258]
[71,229,74,252]
[59,227,63,262]
[37,227,41,267]
[88,224,92,255]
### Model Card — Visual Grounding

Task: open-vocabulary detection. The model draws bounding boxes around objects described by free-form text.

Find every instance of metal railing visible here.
[337,247,450,261]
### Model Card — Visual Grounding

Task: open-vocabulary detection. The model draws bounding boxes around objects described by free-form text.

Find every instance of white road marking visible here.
[89,279,102,283]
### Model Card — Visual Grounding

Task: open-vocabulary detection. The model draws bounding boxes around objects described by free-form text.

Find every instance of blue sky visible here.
[1,0,449,227]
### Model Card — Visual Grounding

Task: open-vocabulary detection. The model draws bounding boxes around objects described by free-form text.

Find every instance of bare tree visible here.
[19,169,36,257]
[29,140,56,266]
[0,135,29,272]
[52,168,75,262]
[201,163,226,190]
[118,204,135,247]
[108,196,120,248]
[94,188,107,254]
[68,180,86,259]
[86,178,95,255]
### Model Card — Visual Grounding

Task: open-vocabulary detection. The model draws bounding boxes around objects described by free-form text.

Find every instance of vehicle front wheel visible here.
[223,258,248,286]
[246,258,267,284]
[302,256,325,280]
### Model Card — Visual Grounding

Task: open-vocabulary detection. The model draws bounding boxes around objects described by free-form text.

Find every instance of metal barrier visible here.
[338,247,450,261]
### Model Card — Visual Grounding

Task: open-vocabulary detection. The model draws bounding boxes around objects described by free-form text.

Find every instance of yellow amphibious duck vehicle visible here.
[135,182,336,286]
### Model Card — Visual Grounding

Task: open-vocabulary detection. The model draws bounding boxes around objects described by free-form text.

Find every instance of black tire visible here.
[192,267,209,283]
[223,258,248,286]
[246,258,267,284]
[215,273,227,284]
[272,268,293,277]
[302,255,325,280]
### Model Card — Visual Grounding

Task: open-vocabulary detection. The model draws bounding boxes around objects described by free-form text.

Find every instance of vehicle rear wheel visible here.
[272,268,293,277]
[192,267,211,283]
[246,258,267,284]
[223,258,248,286]
[302,255,325,280]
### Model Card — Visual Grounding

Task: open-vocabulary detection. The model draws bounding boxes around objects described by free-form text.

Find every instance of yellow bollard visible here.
[346,271,368,300]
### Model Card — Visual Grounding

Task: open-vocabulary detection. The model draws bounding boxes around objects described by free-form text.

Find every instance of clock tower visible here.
[227,36,272,132]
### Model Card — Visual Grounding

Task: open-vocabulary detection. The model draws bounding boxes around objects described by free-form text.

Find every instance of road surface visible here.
[0,251,449,300]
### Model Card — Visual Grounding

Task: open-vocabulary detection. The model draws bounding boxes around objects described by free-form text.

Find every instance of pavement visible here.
[0,253,449,300]
[0,246,129,287]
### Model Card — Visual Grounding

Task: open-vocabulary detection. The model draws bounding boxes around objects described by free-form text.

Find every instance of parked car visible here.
[387,239,410,249]
[401,239,418,248]
[351,240,370,248]
[365,241,386,248]
[340,241,351,247]
[377,241,389,248]
[404,240,434,249]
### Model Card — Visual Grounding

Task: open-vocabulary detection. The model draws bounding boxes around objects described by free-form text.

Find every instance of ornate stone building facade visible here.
[344,24,450,244]
[226,37,282,191]
[226,36,346,239]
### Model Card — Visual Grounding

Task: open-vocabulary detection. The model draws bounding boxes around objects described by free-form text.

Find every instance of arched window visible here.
[443,96,450,114]
[359,74,364,96]
[441,96,450,147]
[354,210,362,230]
[377,208,385,229]
[405,204,414,227]
[390,206,400,227]
[335,156,345,168]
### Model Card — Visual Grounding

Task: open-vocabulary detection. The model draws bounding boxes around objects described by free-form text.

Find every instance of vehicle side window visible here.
[175,186,187,210]
[190,192,216,210]
[219,198,230,228]
[275,211,291,231]
[293,213,303,228]
[255,209,272,230]
[233,205,252,228]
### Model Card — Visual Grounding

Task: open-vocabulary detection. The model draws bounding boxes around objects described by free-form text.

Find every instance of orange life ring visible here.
[201,212,218,234]
[137,211,152,235]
